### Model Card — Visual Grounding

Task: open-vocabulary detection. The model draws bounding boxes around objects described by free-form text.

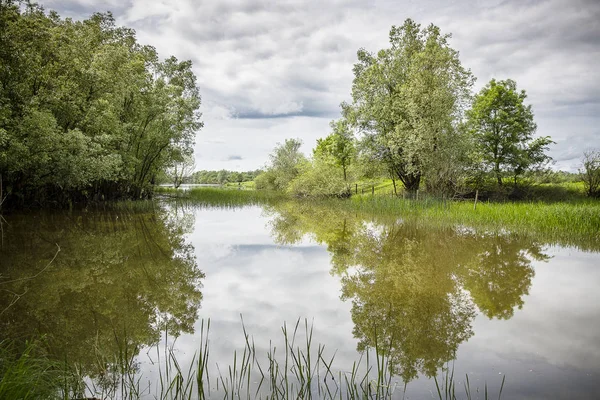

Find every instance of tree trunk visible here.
[402,173,421,192]
[391,163,421,193]
[495,161,503,186]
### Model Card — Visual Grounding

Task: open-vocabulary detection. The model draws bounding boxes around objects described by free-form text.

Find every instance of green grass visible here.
[523,181,586,201]
[352,179,396,196]
[224,181,256,189]
[0,339,71,400]
[156,185,599,250]
[333,195,600,251]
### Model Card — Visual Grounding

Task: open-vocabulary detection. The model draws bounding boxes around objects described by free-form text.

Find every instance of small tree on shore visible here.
[255,139,306,190]
[167,155,196,188]
[581,150,600,198]
[467,79,553,186]
[313,119,356,182]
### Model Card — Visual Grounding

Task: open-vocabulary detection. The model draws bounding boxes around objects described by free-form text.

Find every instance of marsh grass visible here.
[0,339,74,400]
[48,318,504,400]
[159,186,599,250]
[156,187,285,209]
[330,196,600,251]
[434,366,505,400]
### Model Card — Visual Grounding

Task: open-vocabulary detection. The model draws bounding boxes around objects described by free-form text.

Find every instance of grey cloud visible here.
[226,155,244,161]
[36,0,600,170]
[234,110,332,119]
[115,0,370,119]
[42,0,131,17]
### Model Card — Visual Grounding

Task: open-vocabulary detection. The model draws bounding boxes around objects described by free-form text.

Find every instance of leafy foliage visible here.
[343,19,474,193]
[314,119,356,181]
[166,154,196,188]
[287,158,351,197]
[580,150,600,198]
[467,79,553,186]
[192,169,262,184]
[255,139,306,190]
[0,2,202,207]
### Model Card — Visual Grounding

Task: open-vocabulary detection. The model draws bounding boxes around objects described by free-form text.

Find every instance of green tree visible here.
[343,19,473,193]
[167,154,195,188]
[314,119,356,181]
[230,171,243,183]
[256,139,306,190]
[216,169,229,184]
[467,79,553,186]
[287,158,350,197]
[0,4,202,207]
[580,150,600,198]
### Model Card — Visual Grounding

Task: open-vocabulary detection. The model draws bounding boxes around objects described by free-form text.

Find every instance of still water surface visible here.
[1,201,599,399]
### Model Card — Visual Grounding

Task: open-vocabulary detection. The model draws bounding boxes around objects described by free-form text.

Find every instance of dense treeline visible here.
[0,2,202,208]
[257,20,559,199]
[192,169,262,184]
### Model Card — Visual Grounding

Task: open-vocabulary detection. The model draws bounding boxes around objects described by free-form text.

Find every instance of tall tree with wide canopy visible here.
[0,2,202,207]
[343,19,474,192]
[467,79,553,186]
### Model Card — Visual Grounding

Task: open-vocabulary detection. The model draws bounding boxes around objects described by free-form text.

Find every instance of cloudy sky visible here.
[45,0,599,171]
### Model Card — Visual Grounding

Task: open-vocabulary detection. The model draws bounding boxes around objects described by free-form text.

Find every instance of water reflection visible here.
[265,202,549,381]
[0,204,203,379]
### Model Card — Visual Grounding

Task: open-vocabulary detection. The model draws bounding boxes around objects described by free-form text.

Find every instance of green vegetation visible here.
[0,2,202,208]
[581,149,600,198]
[0,339,68,400]
[466,79,553,186]
[255,139,306,191]
[252,20,590,203]
[342,19,474,194]
[160,185,599,249]
[0,320,505,400]
[157,186,285,208]
[191,169,263,185]
[166,154,196,188]
[314,119,356,183]
[339,196,600,251]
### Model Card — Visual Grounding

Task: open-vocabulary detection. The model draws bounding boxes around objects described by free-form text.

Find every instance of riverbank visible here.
[165,186,600,251]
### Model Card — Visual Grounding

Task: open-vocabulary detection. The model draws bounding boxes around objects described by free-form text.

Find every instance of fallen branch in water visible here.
[0,243,60,316]
[0,243,60,285]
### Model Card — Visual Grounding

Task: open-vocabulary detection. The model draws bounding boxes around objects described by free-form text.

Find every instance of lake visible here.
[1,200,599,399]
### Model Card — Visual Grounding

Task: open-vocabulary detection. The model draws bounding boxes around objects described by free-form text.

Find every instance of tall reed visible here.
[54,318,504,400]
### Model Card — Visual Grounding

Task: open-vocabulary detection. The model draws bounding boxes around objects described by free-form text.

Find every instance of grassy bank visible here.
[159,186,599,251]
[156,186,285,208]
[334,196,600,251]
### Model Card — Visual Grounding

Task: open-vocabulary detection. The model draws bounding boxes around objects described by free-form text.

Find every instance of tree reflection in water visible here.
[0,203,203,382]
[265,201,549,382]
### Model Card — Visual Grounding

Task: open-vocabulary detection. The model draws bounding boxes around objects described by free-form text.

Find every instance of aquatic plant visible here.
[44,318,504,400]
